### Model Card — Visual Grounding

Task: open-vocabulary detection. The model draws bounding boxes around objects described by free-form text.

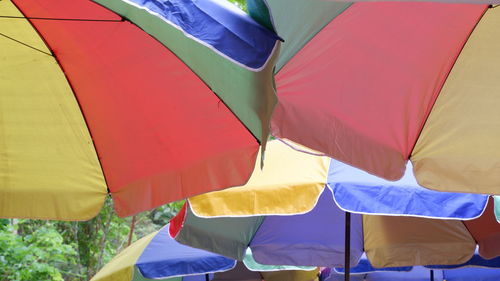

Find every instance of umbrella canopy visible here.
[248,0,500,195]
[0,0,280,220]
[323,266,500,281]
[327,0,499,2]
[325,252,500,281]
[169,140,500,268]
[334,251,500,274]
[91,224,319,281]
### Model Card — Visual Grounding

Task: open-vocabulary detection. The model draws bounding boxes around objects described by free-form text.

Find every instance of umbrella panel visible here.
[2,0,280,219]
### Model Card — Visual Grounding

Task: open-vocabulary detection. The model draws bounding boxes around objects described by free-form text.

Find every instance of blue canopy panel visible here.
[330,267,500,281]
[332,250,500,281]
[249,189,364,268]
[426,250,500,269]
[334,254,412,274]
[122,0,279,70]
[136,226,236,279]
[320,268,365,281]
[327,159,488,219]
[443,267,500,281]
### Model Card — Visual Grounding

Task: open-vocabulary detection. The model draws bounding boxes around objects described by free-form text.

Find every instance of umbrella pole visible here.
[127,215,137,246]
[344,212,351,281]
[205,273,209,281]
[430,269,434,281]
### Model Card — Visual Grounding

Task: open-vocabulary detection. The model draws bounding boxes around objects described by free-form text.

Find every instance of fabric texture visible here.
[137,227,235,279]
[256,0,351,71]
[2,0,281,219]
[173,140,499,268]
[411,6,500,194]
[249,189,364,267]
[464,198,500,259]
[173,204,264,260]
[363,215,476,268]
[189,140,329,217]
[328,160,488,219]
[271,2,487,182]
[0,0,107,220]
[95,0,280,145]
[91,232,157,281]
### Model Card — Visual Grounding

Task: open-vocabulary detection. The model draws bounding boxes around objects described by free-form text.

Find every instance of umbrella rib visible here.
[0,15,123,22]
[0,32,52,56]
[276,137,327,157]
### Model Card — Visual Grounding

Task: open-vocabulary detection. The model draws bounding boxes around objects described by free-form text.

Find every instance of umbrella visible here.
[247,0,500,195]
[91,224,319,281]
[324,252,500,281]
[323,266,500,281]
[0,0,280,220]
[168,140,500,268]
[495,196,500,222]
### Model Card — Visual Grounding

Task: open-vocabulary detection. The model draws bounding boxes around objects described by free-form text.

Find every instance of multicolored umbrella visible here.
[334,251,500,273]
[248,0,500,195]
[324,252,500,281]
[91,225,319,281]
[169,140,500,268]
[0,0,280,220]
[323,266,500,281]
[288,0,500,3]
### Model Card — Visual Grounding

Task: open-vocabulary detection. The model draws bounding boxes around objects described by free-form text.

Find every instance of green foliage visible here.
[0,222,77,281]
[149,200,185,226]
[228,0,247,12]
[0,199,184,281]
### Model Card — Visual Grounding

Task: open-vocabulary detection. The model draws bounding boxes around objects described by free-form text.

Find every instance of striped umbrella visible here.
[91,225,319,281]
[0,0,280,220]
[169,140,500,269]
[249,0,500,195]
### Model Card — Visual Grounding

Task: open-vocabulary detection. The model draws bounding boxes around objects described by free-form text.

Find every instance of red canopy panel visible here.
[14,0,258,216]
[271,2,486,180]
[464,197,500,259]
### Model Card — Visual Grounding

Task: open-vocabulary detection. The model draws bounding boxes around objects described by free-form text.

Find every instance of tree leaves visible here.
[0,198,183,280]
[0,222,77,281]
[228,0,248,12]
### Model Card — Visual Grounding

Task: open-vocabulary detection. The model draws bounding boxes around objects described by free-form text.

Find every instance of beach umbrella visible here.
[335,251,500,273]
[171,189,500,270]
[325,252,500,281]
[247,0,500,195]
[91,224,319,281]
[0,0,280,220]
[319,0,499,2]
[168,140,499,269]
[323,266,500,281]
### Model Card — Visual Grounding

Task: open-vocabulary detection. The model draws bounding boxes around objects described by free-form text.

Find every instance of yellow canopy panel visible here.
[188,140,330,217]
[363,215,476,268]
[90,231,157,281]
[261,268,319,281]
[411,7,500,195]
[0,0,107,220]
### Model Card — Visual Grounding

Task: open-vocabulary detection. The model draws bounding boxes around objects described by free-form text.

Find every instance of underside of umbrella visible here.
[250,0,500,195]
[0,0,280,220]
[170,141,500,268]
[92,224,318,281]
